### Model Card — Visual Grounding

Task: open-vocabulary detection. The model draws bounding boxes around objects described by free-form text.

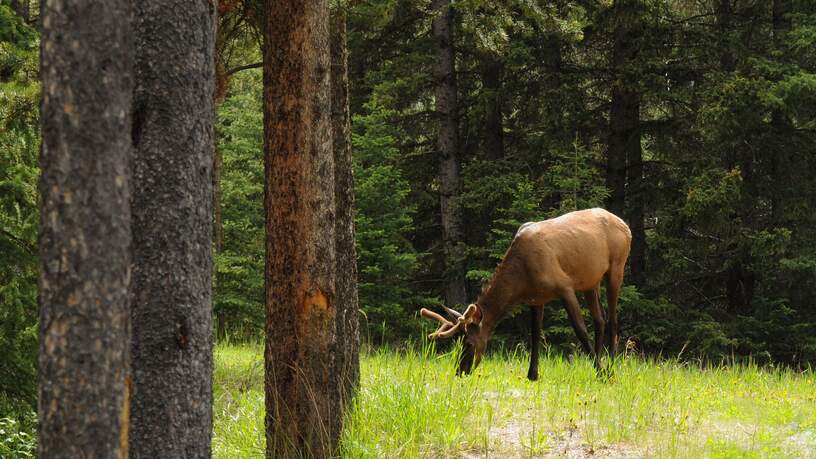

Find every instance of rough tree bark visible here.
[331,4,360,444]
[264,1,339,457]
[38,0,132,456]
[432,0,468,307]
[129,1,216,457]
[607,0,645,286]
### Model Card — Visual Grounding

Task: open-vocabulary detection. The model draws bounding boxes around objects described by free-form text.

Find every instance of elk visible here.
[421,208,631,380]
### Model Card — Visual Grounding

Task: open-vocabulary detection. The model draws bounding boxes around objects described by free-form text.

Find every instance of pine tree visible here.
[38,0,132,455]
[264,0,340,456]
[129,1,216,455]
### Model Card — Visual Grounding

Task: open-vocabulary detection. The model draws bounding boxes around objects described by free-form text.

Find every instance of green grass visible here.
[213,342,816,458]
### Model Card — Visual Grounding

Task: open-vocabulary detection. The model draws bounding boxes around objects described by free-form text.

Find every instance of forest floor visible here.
[212,343,816,458]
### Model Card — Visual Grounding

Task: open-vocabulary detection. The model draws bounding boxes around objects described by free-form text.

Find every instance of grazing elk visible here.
[421,208,631,380]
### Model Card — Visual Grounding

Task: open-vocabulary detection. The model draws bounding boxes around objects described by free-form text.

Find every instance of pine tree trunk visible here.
[544,33,563,131]
[770,0,791,225]
[605,87,631,225]
[480,55,504,160]
[607,0,645,286]
[213,145,225,253]
[264,1,339,456]
[625,106,645,287]
[10,0,29,22]
[129,1,216,456]
[38,1,132,456]
[331,5,360,443]
[432,0,468,307]
[716,0,735,72]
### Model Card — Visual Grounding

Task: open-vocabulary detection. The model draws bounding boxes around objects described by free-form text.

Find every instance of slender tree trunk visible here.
[264,1,339,456]
[213,142,225,340]
[213,144,225,252]
[625,108,645,286]
[607,0,645,286]
[716,0,735,72]
[770,0,791,225]
[129,1,215,456]
[213,13,228,341]
[605,88,631,228]
[605,14,629,219]
[10,0,29,22]
[214,8,228,255]
[331,5,359,443]
[38,1,132,456]
[480,54,504,160]
[11,0,30,22]
[432,0,467,307]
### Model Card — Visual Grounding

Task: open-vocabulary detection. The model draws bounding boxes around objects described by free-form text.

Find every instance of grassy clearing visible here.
[213,342,816,458]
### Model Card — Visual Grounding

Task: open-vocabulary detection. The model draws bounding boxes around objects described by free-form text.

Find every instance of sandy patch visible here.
[460,420,643,458]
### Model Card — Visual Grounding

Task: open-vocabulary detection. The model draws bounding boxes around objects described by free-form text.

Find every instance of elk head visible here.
[420,303,485,375]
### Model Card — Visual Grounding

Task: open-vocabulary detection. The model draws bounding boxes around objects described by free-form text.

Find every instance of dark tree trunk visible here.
[543,33,563,131]
[432,0,467,307]
[716,0,735,72]
[214,10,228,254]
[607,0,645,286]
[129,1,215,457]
[331,5,360,443]
[726,265,755,313]
[625,112,645,286]
[770,0,791,225]
[605,108,627,220]
[213,144,225,252]
[264,1,339,457]
[9,0,30,22]
[38,0,132,456]
[480,55,504,160]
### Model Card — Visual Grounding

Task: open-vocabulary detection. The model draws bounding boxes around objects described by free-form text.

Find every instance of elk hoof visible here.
[527,370,538,381]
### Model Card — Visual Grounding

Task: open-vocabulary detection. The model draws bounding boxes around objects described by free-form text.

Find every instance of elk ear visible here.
[463,303,482,326]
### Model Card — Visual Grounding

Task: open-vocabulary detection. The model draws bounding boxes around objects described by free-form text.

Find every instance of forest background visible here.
[2,0,816,428]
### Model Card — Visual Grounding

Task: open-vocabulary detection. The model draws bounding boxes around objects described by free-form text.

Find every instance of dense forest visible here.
[2,0,816,435]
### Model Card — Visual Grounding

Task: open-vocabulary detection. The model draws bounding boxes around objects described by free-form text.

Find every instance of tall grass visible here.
[213,341,816,458]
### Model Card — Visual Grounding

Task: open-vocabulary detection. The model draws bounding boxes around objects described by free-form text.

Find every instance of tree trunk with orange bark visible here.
[263,0,339,457]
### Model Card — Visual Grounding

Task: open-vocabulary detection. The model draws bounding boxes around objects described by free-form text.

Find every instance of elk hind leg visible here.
[562,288,593,357]
[527,305,544,381]
[605,266,624,359]
[585,286,605,367]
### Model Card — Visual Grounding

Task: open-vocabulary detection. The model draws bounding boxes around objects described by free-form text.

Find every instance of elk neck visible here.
[474,254,525,337]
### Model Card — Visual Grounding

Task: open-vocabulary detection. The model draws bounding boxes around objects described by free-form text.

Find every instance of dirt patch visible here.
[482,388,526,400]
[784,430,816,458]
[700,418,816,458]
[461,420,643,459]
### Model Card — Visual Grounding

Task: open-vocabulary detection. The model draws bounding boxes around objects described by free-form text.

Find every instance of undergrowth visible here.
[213,342,816,458]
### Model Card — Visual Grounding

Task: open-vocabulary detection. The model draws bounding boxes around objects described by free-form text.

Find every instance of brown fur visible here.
[423,208,632,379]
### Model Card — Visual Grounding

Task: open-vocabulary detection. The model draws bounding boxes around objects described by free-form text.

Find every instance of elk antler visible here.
[420,307,466,339]
[442,305,462,320]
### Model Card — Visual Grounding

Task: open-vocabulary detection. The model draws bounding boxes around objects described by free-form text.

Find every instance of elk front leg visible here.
[562,289,593,356]
[527,305,544,381]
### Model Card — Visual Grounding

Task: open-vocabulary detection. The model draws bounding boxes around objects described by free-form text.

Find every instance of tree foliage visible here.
[0,2,38,419]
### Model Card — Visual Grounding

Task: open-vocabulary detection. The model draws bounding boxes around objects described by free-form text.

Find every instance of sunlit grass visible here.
[213,342,816,458]
[212,343,265,458]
